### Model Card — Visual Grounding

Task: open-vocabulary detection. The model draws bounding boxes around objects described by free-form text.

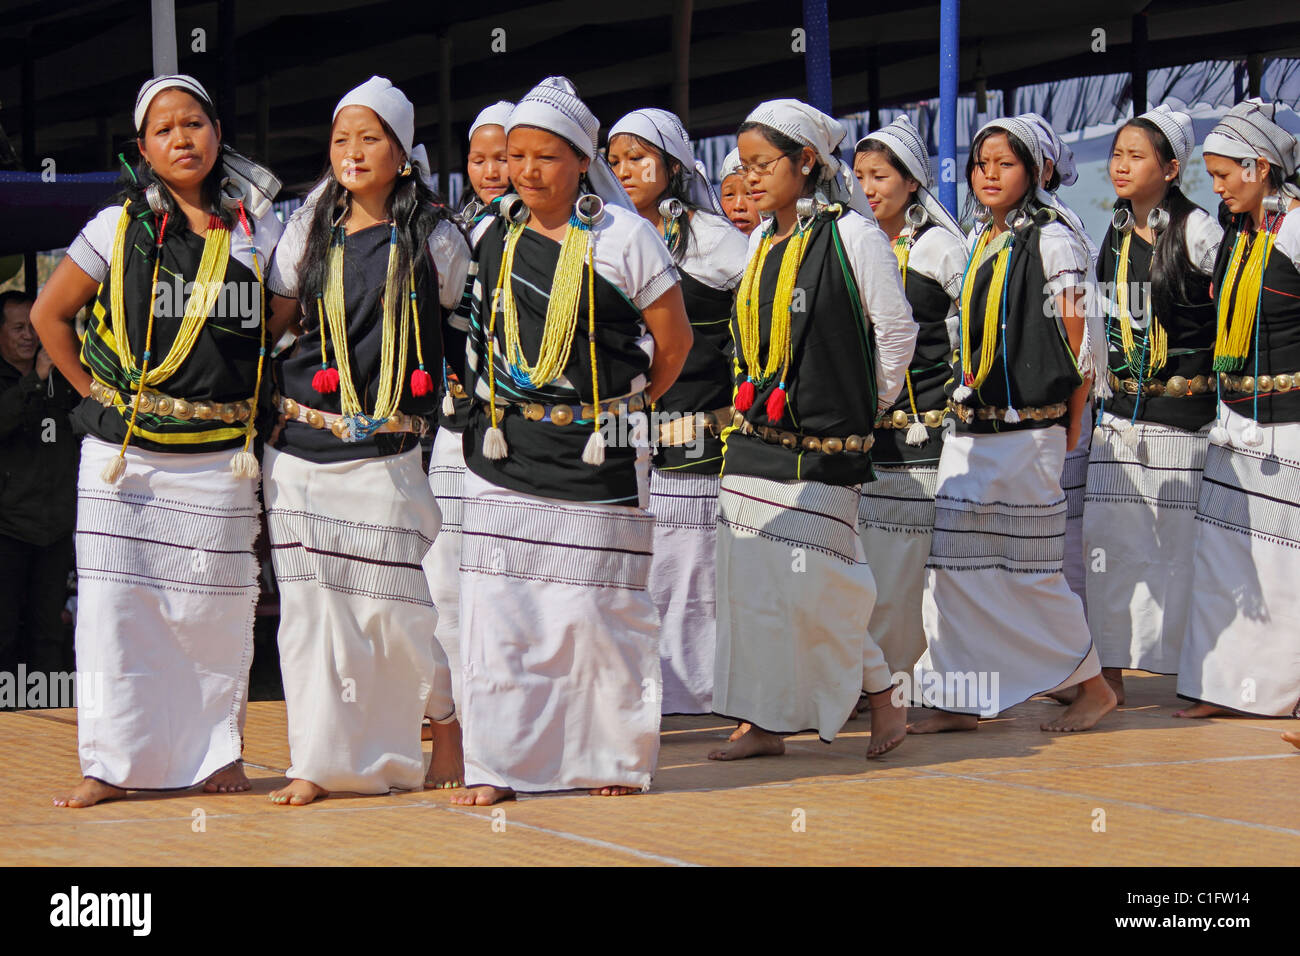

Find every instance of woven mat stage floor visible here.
[3,673,1297,866]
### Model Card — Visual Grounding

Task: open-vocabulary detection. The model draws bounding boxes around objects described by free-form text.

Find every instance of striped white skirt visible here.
[857,464,938,676]
[1084,412,1209,673]
[423,426,467,709]
[265,446,451,794]
[74,436,258,789]
[647,468,720,715]
[917,428,1100,714]
[713,474,889,741]
[458,470,662,793]
[1177,406,1300,717]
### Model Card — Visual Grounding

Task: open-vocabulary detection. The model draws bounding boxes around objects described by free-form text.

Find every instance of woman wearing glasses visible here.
[708,100,917,762]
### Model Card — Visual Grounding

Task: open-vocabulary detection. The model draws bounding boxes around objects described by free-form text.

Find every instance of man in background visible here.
[0,290,80,681]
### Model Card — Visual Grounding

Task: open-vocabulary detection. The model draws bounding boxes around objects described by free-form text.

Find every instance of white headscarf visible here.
[1139,104,1195,176]
[743,98,875,221]
[974,116,1052,206]
[506,76,634,211]
[608,108,722,215]
[1203,98,1300,199]
[857,115,964,240]
[720,147,744,182]
[973,116,1107,399]
[132,73,281,219]
[1018,112,1077,187]
[469,100,514,142]
[333,76,434,188]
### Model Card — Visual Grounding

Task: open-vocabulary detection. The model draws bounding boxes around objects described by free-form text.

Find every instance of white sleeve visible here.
[66,205,125,284]
[911,227,968,304]
[428,218,471,311]
[838,212,918,411]
[1184,208,1225,277]
[1040,222,1091,298]
[1275,213,1300,274]
[266,206,311,299]
[597,208,679,310]
[680,212,750,291]
[231,205,283,279]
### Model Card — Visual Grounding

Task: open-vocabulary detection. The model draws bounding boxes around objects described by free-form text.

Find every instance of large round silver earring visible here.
[144,182,170,216]
[1147,207,1170,233]
[974,203,991,225]
[574,193,605,226]
[499,193,530,225]
[1111,205,1135,233]
[658,197,684,221]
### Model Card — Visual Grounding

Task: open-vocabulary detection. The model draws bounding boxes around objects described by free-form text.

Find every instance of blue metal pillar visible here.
[802,0,833,116]
[939,0,960,212]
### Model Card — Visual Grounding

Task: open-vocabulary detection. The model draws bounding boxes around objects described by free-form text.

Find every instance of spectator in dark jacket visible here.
[0,290,80,677]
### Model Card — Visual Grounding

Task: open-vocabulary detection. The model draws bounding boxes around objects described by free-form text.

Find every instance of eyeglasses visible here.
[736,154,791,178]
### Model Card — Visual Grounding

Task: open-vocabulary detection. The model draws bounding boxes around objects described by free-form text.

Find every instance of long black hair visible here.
[735,121,824,198]
[963,124,1044,225]
[1110,117,1203,319]
[107,85,235,229]
[296,115,460,321]
[609,131,700,263]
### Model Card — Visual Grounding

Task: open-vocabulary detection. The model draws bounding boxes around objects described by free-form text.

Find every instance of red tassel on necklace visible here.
[765,383,787,422]
[735,377,756,412]
[410,367,434,396]
[313,365,340,394]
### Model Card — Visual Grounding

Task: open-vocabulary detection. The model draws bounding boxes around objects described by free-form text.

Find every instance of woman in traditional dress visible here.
[419,100,514,776]
[33,75,283,807]
[261,77,468,804]
[450,77,692,805]
[908,116,1116,735]
[607,108,749,716]
[719,148,760,235]
[1176,99,1300,721]
[851,116,967,685]
[1078,105,1222,705]
[707,99,917,762]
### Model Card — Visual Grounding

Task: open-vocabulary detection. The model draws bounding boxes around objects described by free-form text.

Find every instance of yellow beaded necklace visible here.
[314,224,428,439]
[108,200,229,385]
[956,226,1014,392]
[1115,229,1168,377]
[482,210,605,464]
[1213,221,1280,372]
[733,219,813,416]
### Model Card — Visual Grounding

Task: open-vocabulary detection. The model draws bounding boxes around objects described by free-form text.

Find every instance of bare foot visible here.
[1282,729,1300,750]
[1041,675,1117,731]
[53,777,126,808]
[1173,702,1235,718]
[450,786,515,805]
[269,778,329,806]
[424,718,464,790]
[203,761,250,793]
[907,711,979,734]
[1047,669,1124,706]
[589,785,641,796]
[1101,668,1126,706]
[708,726,785,760]
[727,721,751,742]
[865,688,907,758]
